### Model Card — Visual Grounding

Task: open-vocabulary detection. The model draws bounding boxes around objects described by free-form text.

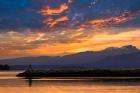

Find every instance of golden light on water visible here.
[0,84,140,93]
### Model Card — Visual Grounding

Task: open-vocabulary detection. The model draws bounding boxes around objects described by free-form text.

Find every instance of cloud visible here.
[68,0,73,3]
[0,27,140,57]
[40,3,68,15]
[0,0,140,30]
[43,16,69,28]
[87,11,136,28]
[39,0,73,28]
[0,0,140,58]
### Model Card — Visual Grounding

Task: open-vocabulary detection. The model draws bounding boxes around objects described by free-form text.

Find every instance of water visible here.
[0,71,140,93]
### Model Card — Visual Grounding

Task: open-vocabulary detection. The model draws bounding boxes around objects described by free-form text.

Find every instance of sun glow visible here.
[0,27,139,57]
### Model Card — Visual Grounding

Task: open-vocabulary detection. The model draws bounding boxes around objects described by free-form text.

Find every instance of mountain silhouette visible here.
[0,45,139,69]
[90,52,140,68]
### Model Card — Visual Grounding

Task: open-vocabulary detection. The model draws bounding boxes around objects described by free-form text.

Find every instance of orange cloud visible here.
[68,0,73,3]
[26,29,140,56]
[89,12,134,27]
[43,16,69,28]
[40,3,68,16]
[40,1,72,28]
[0,28,140,58]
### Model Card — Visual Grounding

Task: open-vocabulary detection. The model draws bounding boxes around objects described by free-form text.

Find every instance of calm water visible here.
[0,71,140,93]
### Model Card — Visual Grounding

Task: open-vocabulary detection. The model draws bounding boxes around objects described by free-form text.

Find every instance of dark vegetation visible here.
[17,69,140,78]
[0,65,10,70]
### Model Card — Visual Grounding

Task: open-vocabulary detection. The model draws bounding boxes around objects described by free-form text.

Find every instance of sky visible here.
[0,0,140,58]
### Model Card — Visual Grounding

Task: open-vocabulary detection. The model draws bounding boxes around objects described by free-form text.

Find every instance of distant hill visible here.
[88,52,140,68]
[0,45,140,69]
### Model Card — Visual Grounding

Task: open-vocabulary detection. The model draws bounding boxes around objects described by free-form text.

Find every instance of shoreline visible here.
[16,69,140,78]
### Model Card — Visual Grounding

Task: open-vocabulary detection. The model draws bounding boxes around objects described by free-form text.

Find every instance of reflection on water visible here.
[26,78,32,87]
[0,71,140,93]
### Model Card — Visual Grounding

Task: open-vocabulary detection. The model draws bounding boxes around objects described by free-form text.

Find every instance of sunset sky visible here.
[0,0,140,58]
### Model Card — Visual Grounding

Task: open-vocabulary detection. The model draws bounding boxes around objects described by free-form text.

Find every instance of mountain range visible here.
[0,45,140,69]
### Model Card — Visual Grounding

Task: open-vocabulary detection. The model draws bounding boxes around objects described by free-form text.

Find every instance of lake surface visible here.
[0,71,140,93]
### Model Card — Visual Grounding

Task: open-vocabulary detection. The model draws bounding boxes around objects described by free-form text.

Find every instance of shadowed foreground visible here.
[16,69,140,78]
